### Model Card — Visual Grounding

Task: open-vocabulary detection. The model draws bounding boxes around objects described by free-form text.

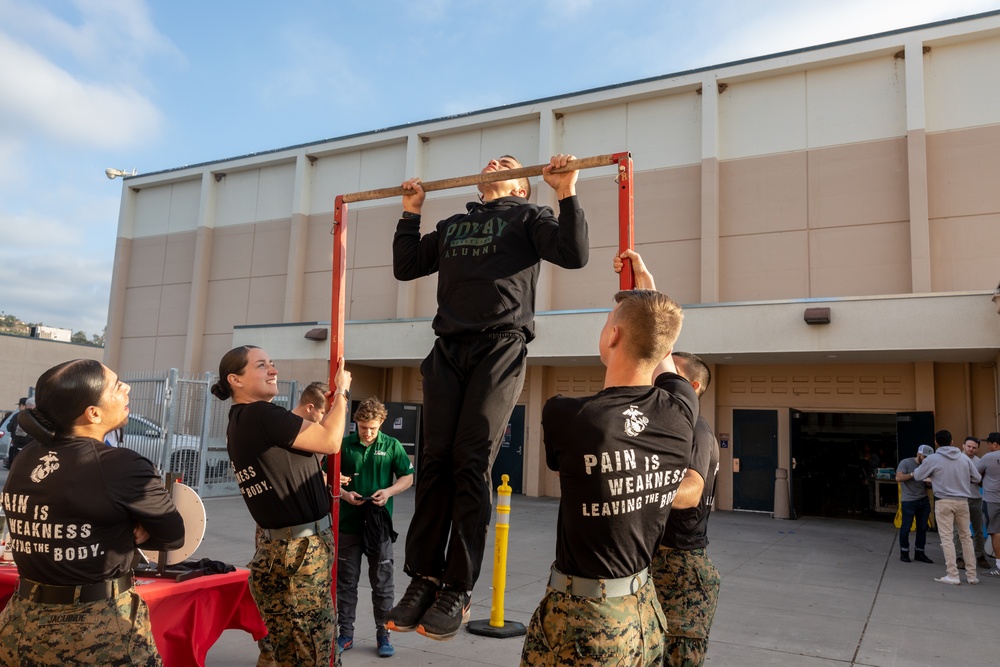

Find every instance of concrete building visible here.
[0,335,104,408]
[105,12,1000,514]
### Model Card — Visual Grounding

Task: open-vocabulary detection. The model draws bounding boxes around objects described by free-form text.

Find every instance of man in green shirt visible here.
[338,398,414,658]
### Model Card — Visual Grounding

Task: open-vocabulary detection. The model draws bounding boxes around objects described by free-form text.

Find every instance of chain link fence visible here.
[120,369,298,498]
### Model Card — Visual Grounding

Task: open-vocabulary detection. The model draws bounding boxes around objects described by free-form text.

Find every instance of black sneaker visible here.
[976,556,992,570]
[900,552,911,562]
[914,551,933,564]
[956,557,965,569]
[416,587,471,641]
[385,577,440,632]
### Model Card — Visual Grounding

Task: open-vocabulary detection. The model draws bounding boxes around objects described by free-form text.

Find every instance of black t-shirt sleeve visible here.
[542,395,576,472]
[252,402,304,451]
[106,450,184,551]
[688,417,714,481]
[653,372,699,422]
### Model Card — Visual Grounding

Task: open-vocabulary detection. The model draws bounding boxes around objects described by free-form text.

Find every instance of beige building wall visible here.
[0,336,105,408]
[105,15,1000,502]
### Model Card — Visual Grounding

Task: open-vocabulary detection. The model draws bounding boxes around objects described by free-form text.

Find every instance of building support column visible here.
[285,154,314,323]
[700,78,721,303]
[905,39,932,293]
[104,185,138,370]
[182,172,218,373]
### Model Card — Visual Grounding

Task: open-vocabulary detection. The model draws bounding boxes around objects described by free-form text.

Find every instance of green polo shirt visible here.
[339,430,413,535]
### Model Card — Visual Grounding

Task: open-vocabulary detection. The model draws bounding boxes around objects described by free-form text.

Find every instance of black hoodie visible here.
[393,195,589,342]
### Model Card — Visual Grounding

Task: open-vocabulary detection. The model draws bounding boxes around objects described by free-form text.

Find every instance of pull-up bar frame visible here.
[324,152,634,658]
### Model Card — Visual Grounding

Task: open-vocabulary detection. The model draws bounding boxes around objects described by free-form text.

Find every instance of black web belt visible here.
[18,573,134,604]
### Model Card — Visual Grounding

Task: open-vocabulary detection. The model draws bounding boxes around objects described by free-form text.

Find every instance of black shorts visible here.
[983,500,1000,535]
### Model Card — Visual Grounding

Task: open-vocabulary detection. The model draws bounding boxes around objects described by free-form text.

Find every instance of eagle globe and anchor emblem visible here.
[622,405,649,437]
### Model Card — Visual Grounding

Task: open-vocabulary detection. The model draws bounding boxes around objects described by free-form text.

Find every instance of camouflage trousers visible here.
[0,587,161,666]
[520,575,665,667]
[651,546,721,667]
[250,527,338,667]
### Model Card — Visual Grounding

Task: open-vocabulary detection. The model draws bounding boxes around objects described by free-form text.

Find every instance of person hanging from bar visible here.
[387,154,590,641]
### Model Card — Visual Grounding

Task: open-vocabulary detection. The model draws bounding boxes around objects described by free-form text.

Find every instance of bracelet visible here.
[401,211,421,220]
[332,389,350,403]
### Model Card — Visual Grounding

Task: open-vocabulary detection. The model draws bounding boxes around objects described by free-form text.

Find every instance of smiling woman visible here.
[211,345,352,666]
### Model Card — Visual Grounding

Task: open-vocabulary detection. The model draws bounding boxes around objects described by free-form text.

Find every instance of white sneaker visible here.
[934,575,961,585]
[967,577,980,585]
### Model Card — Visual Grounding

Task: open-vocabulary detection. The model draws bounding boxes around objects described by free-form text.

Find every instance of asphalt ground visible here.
[1,464,997,666]
[201,491,1000,667]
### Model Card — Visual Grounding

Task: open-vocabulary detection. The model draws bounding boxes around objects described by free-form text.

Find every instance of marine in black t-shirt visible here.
[3,437,183,585]
[544,372,698,579]
[226,401,330,529]
[662,415,720,550]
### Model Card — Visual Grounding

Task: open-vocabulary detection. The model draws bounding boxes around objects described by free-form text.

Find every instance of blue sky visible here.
[1,0,998,338]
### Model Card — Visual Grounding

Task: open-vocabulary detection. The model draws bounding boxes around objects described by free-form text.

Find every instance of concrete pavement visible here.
[200,492,1000,666]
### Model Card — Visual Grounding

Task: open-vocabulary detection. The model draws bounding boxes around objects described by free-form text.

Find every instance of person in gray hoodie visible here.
[914,429,982,584]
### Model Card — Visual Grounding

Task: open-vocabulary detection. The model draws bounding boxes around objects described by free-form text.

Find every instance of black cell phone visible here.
[361,496,374,502]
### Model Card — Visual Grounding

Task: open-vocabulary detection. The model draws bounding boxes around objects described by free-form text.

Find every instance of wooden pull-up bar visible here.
[340,153,625,203]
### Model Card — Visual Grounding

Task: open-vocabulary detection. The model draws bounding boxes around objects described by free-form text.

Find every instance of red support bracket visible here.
[613,152,635,290]
[327,194,348,656]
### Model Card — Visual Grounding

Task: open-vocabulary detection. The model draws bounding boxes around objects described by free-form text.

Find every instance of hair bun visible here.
[210,381,231,401]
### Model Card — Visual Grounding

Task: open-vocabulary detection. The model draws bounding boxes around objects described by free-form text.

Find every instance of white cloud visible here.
[1,241,112,336]
[696,0,1000,68]
[0,210,86,248]
[0,33,162,148]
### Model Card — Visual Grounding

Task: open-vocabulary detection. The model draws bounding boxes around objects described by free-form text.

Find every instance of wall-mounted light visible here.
[304,327,328,341]
[804,307,831,325]
[105,168,137,180]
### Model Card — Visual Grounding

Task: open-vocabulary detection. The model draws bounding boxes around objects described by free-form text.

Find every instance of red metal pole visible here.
[614,152,635,290]
[329,195,348,664]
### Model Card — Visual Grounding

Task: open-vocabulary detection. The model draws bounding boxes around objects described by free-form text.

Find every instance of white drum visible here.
[140,482,207,565]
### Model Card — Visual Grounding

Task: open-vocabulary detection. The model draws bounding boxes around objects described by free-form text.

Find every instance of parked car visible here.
[0,411,16,467]
[121,414,204,484]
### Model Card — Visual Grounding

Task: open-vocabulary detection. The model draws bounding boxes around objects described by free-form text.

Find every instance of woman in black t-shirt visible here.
[0,359,184,666]
[212,345,351,667]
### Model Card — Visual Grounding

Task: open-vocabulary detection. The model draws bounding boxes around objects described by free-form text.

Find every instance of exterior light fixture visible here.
[804,307,831,325]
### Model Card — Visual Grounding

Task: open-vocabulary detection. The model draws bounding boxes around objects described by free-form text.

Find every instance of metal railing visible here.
[120,369,298,497]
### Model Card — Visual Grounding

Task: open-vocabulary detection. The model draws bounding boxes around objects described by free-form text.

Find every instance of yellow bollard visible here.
[467,474,527,638]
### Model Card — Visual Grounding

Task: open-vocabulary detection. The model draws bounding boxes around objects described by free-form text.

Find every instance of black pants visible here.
[404,333,526,590]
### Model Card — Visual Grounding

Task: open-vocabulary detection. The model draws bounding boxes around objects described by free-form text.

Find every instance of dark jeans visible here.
[899,496,931,552]
[404,334,526,590]
[336,533,394,638]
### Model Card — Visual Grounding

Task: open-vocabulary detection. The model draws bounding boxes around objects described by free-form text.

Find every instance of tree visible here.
[71,330,88,344]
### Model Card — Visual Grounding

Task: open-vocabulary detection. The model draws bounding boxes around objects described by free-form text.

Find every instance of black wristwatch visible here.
[401,211,421,220]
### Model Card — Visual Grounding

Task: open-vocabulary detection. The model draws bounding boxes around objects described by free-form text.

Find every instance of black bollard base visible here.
[467,619,527,638]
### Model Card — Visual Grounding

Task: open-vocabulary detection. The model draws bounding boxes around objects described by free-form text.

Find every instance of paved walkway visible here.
[198,492,1000,666]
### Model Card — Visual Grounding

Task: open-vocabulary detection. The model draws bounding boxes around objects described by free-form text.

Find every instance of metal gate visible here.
[120,369,298,498]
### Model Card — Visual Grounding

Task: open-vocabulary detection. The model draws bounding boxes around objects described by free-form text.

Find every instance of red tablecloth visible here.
[0,565,266,667]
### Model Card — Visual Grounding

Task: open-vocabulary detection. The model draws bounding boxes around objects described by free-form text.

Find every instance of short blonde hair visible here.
[612,290,683,364]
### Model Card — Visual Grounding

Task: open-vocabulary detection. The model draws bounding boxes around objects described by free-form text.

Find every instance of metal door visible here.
[733,409,778,512]
[491,405,525,494]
